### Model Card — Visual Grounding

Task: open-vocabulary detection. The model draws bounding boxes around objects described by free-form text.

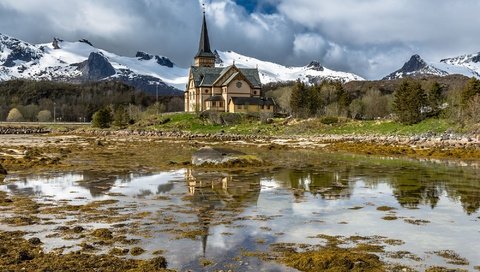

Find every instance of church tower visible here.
[194,11,216,67]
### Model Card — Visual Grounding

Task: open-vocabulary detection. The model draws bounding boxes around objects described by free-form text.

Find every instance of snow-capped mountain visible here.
[383,54,448,80]
[384,53,480,80]
[216,50,364,83]
[436,52,480,78]
[0,33,363,95]
[0,33,186,95]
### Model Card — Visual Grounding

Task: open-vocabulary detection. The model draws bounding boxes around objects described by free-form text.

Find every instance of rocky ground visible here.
[0,127,479,271]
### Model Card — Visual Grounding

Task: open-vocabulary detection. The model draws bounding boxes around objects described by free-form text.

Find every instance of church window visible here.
[236,81,242,88]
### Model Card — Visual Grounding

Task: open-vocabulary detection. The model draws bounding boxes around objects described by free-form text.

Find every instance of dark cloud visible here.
[1,0,479,79]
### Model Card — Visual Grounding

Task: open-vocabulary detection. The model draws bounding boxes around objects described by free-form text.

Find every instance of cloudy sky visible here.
[1,0,479,79]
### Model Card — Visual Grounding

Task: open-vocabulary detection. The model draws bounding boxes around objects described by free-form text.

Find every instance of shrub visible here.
[37,110,52,122]
[320,116,339,125]
[6,108,24,122]
[362,89,389,120]
[92,107,113,128]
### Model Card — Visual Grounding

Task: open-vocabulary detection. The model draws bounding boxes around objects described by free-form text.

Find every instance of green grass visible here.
[320,118,453,135]
[135,113,460,137]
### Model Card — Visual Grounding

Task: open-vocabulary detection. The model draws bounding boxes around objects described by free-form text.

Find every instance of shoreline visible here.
[1,124,480,162]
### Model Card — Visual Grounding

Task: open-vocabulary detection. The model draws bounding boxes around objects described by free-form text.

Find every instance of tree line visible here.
[271,77,480,125]
[0,80,184,122]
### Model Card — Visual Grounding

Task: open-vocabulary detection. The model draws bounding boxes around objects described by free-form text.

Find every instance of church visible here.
[184,12,275,113]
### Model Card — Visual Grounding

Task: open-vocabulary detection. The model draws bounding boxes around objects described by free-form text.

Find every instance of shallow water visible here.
[1,152,480,271]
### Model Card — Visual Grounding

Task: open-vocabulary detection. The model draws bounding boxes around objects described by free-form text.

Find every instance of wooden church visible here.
[184,11,275,113]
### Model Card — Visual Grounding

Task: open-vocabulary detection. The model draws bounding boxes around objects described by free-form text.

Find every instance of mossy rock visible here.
[278,247,384,272]
[192,147,264,168]
[0,163,7,175]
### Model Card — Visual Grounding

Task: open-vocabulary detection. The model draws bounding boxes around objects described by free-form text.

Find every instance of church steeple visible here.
[194,8,216,67]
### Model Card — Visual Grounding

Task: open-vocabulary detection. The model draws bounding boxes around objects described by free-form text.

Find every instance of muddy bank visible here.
[66,128,480,161]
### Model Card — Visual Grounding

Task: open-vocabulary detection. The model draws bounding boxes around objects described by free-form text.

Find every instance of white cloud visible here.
[1,0,480,79]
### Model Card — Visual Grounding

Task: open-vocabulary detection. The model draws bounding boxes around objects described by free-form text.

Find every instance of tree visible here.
[349,99,364,119]
[6,108,24,122]
[290,80,308,117]
[461,77,480,105]
[393,80,426,125]
[37,110,52,122]
[426,82,444,117]
[91,107,113,128]
[464,95,480,123]
[113,105,129,127]
[362,89,389,120]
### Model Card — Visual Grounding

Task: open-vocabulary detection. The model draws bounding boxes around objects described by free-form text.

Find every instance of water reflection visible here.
[0,156,479,270]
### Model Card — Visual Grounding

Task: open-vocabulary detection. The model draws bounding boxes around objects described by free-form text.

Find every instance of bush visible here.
[37,110,52,122]
[6,108,24,122]
[320,116,339,125]
[361,89,390,120]
[92,107,113,128]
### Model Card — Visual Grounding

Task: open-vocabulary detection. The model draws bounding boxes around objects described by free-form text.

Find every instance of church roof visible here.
[230,97,275,106]
[205,95,224,102]
[195,13,215,59]
[190,66,262,88]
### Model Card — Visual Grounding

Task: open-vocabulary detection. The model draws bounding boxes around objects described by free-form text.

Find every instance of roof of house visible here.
[205,95,224,102]
[190,65,261,88]
[229,97,275,106]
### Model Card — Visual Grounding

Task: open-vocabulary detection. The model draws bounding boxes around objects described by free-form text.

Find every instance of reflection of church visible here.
[184,168,261,256]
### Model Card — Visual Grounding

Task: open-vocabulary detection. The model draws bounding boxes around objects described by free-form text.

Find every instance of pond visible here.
[1,151,479,271]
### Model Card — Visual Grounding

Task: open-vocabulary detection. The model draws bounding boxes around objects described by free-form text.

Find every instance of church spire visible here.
[194,5,216,67]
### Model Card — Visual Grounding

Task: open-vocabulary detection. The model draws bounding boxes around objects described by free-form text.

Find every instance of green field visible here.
[134,112,461,136]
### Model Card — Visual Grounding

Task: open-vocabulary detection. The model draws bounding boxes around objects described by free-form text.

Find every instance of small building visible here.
[184,11,273,113]
[228,97,275,113]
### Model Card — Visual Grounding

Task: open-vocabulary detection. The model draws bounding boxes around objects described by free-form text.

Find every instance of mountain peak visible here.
[383,54,448,80]
[401,54,427,72]
[307,61,324,71]
[78,39,93,47]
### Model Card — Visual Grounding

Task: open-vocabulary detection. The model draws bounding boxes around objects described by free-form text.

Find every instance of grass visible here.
[138,113,459,137]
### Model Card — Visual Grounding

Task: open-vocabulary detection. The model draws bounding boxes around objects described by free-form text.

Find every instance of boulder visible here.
[192,147,263,167]
[0,163,7,175]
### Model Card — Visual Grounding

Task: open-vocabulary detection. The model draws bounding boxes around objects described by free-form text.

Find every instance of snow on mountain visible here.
[384,53,480,80]
[1,33,364,96]
[216,50,364,83]
[0,33,186,95]
[383,54,448,80]
[436,52,480,78]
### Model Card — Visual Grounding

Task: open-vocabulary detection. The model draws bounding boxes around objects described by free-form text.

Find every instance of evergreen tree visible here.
[113,105,129,128]
[290,80,307,117]
[92,107,113,128]
[461,77,480,105]
[426,81,443,117]
[393,80,426,124]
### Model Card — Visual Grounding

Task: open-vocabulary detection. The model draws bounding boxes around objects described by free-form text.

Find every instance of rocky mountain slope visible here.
[384,54,480,80]
[0,34,185,96]
[1,33,365,96]
[216,50,364,83]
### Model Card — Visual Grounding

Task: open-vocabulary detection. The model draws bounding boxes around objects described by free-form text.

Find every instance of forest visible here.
[266,75,480,126]
[0,80,184,122]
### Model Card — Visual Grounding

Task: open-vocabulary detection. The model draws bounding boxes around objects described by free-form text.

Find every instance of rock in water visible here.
[0,163,7,175]
[192,147,263,167]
